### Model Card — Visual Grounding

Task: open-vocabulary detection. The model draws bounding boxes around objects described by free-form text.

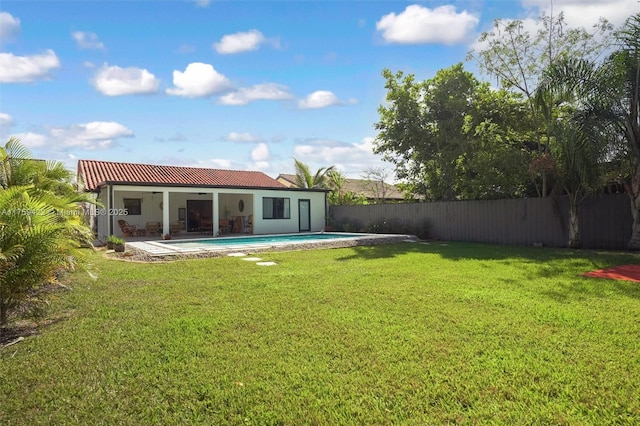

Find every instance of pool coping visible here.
[125,232,418,260]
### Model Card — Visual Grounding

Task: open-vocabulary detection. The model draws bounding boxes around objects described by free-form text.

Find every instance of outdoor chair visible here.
[232,216,244,233]
[169,221,182,236]
[117,220,137,237]
[199,220,213,234]
[244,215,253,234]
[218,218,231,235]
[146,221,161,237]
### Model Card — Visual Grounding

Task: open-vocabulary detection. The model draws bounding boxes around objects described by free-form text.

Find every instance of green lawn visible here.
[1,242,640,424]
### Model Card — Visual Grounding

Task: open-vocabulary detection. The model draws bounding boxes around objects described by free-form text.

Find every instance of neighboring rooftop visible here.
[276,173,405,201]
[78,159,286,192]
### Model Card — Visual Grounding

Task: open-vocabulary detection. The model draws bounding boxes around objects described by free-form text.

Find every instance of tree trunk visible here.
[567,196,580,248]
[0,303,7,326]
[627,167,640,250]
[628,195,640,250]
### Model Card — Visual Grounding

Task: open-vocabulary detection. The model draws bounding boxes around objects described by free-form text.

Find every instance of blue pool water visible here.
[159,232,366,249]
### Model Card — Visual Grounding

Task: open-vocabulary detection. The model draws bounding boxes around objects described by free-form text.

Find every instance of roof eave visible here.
[92,180,324,192]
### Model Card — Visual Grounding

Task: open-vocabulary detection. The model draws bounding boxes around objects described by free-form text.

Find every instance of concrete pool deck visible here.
[124,232,418,260]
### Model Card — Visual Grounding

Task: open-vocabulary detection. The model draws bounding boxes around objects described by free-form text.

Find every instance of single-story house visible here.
[77,160,328,240]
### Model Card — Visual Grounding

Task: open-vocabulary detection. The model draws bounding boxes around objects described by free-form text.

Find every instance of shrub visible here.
[356,217,432,239]
[412,218,432,240]
[0,138,96,325]
[365,218,412,235]
[109,236,125,245]
[338,219,364,233]
[107,235,122,244]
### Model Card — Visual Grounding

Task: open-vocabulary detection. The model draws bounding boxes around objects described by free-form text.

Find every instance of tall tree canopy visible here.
[468,11,613,196]
[374,63,534,201]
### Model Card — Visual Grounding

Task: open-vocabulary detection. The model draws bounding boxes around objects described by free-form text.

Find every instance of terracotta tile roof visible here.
[78,159,286,191]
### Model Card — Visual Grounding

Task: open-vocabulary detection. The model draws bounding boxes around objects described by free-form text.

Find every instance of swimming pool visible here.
[127,232,415,257]
[163,232,364,248]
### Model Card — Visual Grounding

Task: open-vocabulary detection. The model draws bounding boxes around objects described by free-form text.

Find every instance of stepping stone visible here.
[256,262,277,266]
[242,257,262,261]
[227,252,247,257]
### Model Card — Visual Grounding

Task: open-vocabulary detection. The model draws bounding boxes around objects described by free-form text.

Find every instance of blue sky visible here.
[0,0,636,181]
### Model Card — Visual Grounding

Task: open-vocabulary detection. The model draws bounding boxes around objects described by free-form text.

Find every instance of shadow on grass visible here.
[540,279,640,302]
[340,239,640,265]
[334,241,428,261]
[337,239,640,300]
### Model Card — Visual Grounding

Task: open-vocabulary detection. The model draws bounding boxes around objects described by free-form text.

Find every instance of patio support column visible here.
[162,190,170,236]
[212,192,219,236]
[108,184,113,237]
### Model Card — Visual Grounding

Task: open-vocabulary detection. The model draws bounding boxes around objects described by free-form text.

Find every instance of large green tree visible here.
[374,63,533,201]
[0,138,94,325]
[457,84,535,200]
[468,12,613,197]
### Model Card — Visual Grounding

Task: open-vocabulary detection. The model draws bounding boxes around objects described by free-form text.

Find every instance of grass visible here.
[1,241,640,424]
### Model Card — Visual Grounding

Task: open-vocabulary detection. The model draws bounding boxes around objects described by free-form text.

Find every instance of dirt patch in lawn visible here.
[582,264,640,283]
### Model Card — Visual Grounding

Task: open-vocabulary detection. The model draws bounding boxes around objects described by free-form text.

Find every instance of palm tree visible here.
[609,13,640,249]
[535,13,640,248]
[550,119,606,248]
[326,170,346,205]
[293,158,335,189]
[0,137,77,196]
[537,58,609,248]
[0,138,95,325]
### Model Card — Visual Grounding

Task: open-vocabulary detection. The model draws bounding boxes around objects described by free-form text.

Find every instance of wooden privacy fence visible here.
[329,194,632,250]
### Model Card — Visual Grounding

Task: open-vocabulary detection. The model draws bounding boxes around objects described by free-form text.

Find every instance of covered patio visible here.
[110,187,255,239]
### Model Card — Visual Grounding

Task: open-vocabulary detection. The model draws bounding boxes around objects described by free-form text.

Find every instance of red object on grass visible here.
[582,265,640,283]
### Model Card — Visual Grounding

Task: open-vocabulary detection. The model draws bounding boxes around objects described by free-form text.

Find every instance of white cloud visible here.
[225,132,262,143]
[92,64,159,96]
[298,90,347,109]
[292,137,388,177]
[72,31,105,50]
[0,50,60,83]
[253,161,270,171]
[376,5,479,45]
[251,142,270,162]
[214,29,267,54]
[176,44,196,54]
[198,158,233,169]
[49,121,134,149]
[166,62,231,97]
[10,132,48,148]
[0,12,21,41]
[521,0,635,28]
[0,112,14,129]
[218,83,293,105]
[193,0,211,7]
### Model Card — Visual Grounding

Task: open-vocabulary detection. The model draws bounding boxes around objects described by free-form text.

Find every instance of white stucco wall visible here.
[98,184,326,238]
[252,189,326,234]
